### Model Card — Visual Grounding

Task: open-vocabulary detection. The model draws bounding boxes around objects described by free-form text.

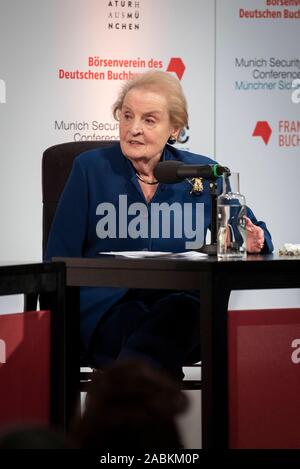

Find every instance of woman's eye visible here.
[145,118,155,125]
[121,113,133,122]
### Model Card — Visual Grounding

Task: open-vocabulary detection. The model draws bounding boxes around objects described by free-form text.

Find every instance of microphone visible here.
[153,161,231,184]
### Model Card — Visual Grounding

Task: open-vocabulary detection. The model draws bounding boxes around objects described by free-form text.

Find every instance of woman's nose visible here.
[130,119,143,135]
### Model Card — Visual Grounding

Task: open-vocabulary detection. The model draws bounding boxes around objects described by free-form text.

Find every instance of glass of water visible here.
[217,172,247,260]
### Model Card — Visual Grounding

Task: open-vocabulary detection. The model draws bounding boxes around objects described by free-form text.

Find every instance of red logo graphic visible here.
[252,121,272,145]
[166,58,185,80]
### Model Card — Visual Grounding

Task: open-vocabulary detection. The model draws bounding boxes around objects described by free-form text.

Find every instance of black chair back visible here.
[42,141,117,254]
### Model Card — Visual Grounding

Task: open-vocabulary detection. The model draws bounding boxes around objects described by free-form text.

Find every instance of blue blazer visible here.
[45,143,273,347]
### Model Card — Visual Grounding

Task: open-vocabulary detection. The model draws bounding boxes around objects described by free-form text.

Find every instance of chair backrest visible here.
[42,141,117,254]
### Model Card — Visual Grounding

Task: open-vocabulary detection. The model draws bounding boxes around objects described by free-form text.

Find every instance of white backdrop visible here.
[0,0,214,262]
[0,0,214,311]
[216,0,300,309]
[0,0,300,313]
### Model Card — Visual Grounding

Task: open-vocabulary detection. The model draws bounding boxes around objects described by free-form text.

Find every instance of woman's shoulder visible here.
[75,142,121,168]
[166,145,217,165]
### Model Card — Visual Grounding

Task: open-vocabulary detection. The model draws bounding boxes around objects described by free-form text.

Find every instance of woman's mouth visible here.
[128,140,144,145]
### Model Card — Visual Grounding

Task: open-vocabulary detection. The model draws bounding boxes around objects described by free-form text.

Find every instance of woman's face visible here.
[119,87,177,164]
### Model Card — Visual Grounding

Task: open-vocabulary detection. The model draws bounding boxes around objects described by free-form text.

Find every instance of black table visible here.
[0,262,66,429]
[55,254,300,448]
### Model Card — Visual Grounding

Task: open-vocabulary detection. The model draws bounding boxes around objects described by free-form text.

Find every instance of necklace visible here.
[136,173,159,185]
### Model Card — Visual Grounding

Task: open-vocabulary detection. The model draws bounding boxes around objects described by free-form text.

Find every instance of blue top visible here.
[45,143,273,347]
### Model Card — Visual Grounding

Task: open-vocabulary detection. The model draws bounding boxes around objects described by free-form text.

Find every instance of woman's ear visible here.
[167,129,180,145]
[167,135,177,145]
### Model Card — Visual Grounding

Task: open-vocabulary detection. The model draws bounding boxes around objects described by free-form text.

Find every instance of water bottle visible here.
[217,172,247,259]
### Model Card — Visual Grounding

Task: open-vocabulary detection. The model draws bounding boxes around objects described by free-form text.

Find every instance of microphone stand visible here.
[197,179,219,256]
[154,162,229,256]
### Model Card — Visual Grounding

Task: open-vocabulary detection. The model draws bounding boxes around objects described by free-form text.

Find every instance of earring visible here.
[167,136,177,145]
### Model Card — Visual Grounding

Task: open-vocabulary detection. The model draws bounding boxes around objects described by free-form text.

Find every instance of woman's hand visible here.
[245,216,265,253]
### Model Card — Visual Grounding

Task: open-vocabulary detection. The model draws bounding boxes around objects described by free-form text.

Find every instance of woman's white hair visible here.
[112,70,188,138]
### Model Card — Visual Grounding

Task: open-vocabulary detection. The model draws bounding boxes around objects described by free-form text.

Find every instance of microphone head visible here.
[153,161,184,183]
[215,165,231,177]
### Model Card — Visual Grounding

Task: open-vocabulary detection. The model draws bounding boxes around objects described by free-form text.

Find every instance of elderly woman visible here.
[45,71,273,379]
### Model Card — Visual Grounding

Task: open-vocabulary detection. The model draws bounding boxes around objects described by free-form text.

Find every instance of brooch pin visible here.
[187,177,204,195]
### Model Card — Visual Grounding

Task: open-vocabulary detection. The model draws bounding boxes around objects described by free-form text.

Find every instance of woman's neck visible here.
[131,156,160,179]
[127,154,161,184]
